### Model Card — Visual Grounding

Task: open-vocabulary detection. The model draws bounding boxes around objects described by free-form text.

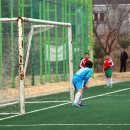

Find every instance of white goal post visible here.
[0,17,74,114]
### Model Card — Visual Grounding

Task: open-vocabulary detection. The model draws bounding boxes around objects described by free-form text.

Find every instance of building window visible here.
[93,12,105,22]
[94,13,98,21]
[100,13,105,22]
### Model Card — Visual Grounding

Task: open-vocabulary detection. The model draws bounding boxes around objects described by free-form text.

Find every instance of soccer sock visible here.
[74,92,81,104]
[78,94,83,104]
[106,78,109,87]
[109,78,113,87]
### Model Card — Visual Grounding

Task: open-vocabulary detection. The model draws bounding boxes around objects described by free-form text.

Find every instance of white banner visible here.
[46,44,67,61]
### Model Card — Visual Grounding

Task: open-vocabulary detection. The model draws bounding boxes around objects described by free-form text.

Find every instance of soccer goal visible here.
[0,17,74,116]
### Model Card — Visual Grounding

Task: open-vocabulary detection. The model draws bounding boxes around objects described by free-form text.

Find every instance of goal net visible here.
[0,17,74,117]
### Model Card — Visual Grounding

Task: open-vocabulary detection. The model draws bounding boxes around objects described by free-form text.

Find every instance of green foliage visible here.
[94,42,104,72]
[94,42,104,59]
[119,38,130,49]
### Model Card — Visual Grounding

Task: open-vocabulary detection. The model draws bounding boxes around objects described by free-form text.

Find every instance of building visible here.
[93,0,130,48]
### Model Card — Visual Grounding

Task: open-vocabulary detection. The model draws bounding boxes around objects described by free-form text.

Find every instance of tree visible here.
[93,0,130,54]
[118,38,130,49]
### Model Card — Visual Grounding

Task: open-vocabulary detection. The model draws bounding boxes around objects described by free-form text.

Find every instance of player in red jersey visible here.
[79,53,91,69]
[103,53,114,88]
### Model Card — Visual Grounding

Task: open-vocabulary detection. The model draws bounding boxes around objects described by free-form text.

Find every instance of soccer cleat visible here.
[72,103,80,107]
[79,103,87,106]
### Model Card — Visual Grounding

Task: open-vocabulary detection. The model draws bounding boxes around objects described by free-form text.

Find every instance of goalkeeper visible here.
[72,60,93,107]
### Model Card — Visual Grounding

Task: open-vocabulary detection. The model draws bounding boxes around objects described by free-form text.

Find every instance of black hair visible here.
[80,57,83,60]
[84,52,89,55]
[85,61,93,68]
[105,53,110,56]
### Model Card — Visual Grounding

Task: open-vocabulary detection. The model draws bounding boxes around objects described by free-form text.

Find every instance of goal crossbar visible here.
[0,17,71,27]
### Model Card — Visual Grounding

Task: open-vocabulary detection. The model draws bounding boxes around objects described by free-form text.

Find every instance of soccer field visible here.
[0,81,130,130]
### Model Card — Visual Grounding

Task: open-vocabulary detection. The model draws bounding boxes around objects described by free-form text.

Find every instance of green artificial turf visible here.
[0,81,130,130]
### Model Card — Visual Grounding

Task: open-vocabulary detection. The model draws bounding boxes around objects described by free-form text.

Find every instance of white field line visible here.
[0,113,19,115]
[0,101,18,107]
[25,100,70,103]
[0,88,130,122]
[105,95,129,97]
[82,88,130,101]
[0,123,130,127]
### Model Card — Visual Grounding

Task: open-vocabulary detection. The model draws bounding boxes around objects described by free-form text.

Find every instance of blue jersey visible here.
[74,68,92,84]
[72,68,92,90]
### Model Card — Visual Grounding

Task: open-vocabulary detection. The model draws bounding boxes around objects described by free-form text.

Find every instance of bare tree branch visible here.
[93,0,130,53]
